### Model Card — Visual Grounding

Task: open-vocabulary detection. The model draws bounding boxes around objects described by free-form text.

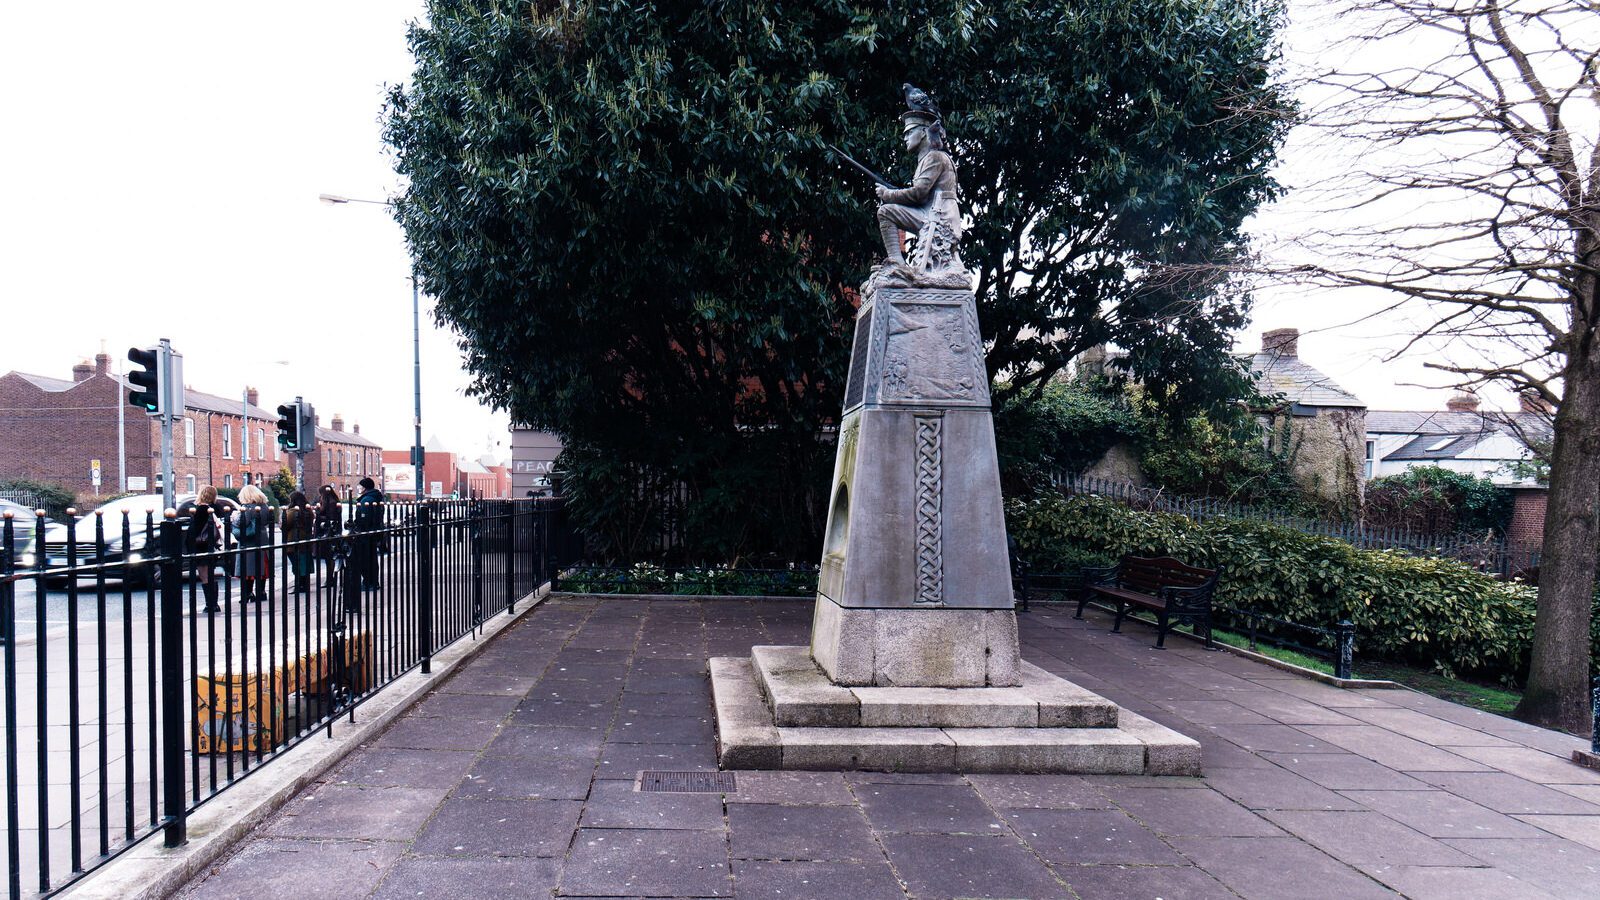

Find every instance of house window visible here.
[223,474,233,489]
[1364,439,1375,479]
[272,436,280,461]
[222,424,233,459]
[185,474,196,494]
[184,418,195,456]
[344,450,351,475]
[326,451,333,475]
[257,428,265,459]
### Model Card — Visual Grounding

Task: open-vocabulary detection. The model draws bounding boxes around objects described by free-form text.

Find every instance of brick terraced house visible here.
[0,354,381,502]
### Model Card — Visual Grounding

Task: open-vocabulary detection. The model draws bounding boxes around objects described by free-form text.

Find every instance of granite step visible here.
[750,644,1118,729]
[713,655,1200,775]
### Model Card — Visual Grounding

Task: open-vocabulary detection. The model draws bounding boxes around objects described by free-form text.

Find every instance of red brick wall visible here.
[299,438,384,500]
[1507,487,1547,548]
[0,371,153,499]
[2,364,378,504]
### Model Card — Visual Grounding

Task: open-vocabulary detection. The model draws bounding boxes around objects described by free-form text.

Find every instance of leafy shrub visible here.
[1365,465,1511,535]
[994,381,1141,493]
[1007,493,1559,682]
[0,478,76,519]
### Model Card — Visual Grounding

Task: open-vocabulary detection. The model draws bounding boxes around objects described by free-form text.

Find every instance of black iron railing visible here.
[0,496,573,898]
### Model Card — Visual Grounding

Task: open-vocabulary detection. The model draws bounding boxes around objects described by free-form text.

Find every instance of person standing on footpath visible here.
[351,477,385,593]
[314,485,342,584]
[187,485,224,614]
[235,485,272,603]
[281,491,313,595]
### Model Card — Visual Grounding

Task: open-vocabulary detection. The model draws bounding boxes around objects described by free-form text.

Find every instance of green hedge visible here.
[1007,494,1561,682]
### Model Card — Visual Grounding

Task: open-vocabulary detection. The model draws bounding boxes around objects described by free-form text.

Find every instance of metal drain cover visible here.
[638,771,737,793]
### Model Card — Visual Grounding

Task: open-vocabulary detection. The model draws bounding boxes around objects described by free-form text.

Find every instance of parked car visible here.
[1,499,47,567]
[39,493,241,584]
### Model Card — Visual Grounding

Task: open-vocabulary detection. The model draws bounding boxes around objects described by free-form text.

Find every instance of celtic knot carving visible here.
[914,415,944,605]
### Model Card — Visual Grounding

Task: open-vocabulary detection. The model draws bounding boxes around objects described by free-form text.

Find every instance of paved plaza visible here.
[174,595,1600,899]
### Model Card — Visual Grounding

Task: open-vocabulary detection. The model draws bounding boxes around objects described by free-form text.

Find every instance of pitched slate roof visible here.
[13,372,78,392]
[8,370,275,418]
[1384,432,1497,461]
[315,426,380,448]
[1247,351,1364,408]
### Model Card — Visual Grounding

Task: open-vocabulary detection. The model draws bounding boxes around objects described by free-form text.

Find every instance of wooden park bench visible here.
[1076,555,1223,650]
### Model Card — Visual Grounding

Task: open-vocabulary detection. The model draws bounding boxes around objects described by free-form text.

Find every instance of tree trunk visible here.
[1515,326,1600,733]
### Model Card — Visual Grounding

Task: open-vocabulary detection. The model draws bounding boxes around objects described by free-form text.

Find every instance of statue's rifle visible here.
[825,142,900,191]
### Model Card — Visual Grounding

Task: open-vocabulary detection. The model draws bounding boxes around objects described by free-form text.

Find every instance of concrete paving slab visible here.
[560,828,732,898]
[1004,808,1184,865]
[578,778,725,830]
[878,832,1072,899]
[1057,863,1237,900]
[369,855,562,900]
[410,797,582,857]
[727,803,879,861]
[855,782,1003,834]
[731,860,905,900]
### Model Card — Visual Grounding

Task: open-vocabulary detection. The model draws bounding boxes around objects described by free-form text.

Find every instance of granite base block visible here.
[711,653,1199,776]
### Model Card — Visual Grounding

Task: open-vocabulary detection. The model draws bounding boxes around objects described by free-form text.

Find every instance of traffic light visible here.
[127,347,160,413]
[297,401,318,453]
[275,398,318,453]
[276,403,299,451]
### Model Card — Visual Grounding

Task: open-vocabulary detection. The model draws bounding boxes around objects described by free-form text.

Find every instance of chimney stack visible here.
[1446,393,1481,413]
[353,423,361,435]
[246,387,259,407]
[1261,328,1299,358]
[94,353,110,376]
[72,361,93,383]
[1519,389,1554,414]
[331,414,345,432]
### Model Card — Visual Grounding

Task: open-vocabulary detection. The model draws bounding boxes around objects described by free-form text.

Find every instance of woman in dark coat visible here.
[314,485,343,581]
[235,485,272,602]
[187,485,224,613]
[281,491,313,594]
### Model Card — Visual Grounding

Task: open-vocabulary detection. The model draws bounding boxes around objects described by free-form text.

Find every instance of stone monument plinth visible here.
[811,283,1020,689]
[708,82,1199,774]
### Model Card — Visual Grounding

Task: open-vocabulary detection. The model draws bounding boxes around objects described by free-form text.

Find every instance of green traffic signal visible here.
[127,347,160,412]
[276,403,298,451]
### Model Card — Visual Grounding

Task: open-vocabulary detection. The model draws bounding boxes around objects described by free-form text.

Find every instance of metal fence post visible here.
[1591,674,1599,756]
[3,515,20,900]
[504,502,515,614]
[531,499,544,592]
[471,501,484,628]
[157,514,187,848]
[543,503,559,592]
[1335,620,1356,681]
[418,504,433,675]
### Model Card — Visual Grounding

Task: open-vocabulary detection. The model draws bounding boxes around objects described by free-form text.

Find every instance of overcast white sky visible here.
[0,0,1504,452]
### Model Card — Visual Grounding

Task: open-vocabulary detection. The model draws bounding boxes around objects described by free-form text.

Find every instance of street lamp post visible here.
[319,193,426,502]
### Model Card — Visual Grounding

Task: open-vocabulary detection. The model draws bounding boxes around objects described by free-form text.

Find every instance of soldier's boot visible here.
[878,217,906,265]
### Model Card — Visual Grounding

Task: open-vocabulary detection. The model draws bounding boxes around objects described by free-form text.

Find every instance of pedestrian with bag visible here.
[281,490,314,595]
[351,477,385,593]
[187,484,224,614]
[235,484,272,603]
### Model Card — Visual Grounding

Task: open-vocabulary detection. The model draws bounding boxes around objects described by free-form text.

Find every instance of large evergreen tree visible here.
[385,0,1293,561]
